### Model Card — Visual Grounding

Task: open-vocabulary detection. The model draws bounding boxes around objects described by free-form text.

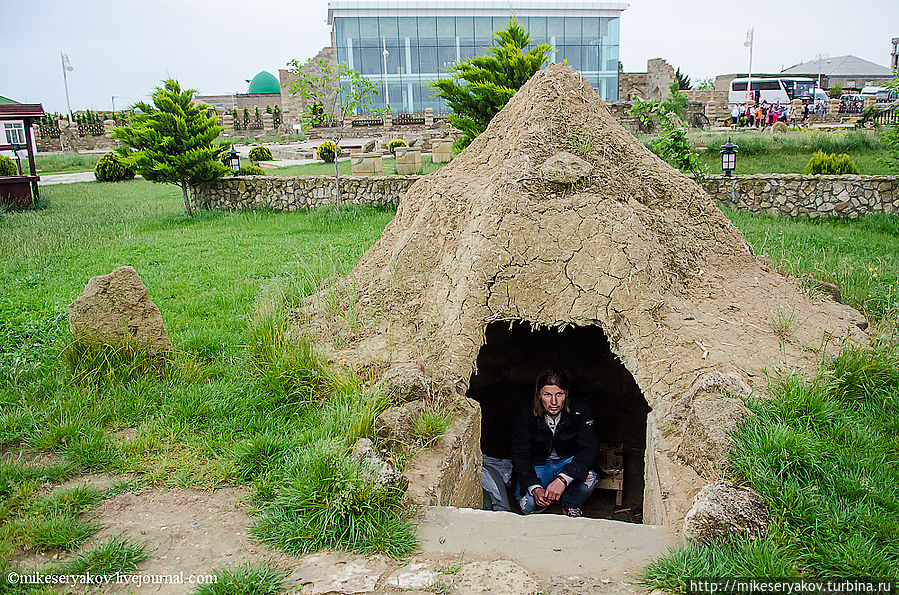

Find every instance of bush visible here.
[804,151,859,174]
[94,151,135,182]
[386,139,407,155]
[249,145,272,162]
[0,154,18,176]
[238,165,266,176]
[317,141,338,164]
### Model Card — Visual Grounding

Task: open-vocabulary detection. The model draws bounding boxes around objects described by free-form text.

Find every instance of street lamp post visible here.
[816,53,830,91]
[744,28,754,105]
[227,145,241,174]
[61,52,74,123]
[382,37,390,108]
[721,138,739,177]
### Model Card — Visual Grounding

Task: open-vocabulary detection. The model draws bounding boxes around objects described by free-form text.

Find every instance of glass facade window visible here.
[333,11,622,113]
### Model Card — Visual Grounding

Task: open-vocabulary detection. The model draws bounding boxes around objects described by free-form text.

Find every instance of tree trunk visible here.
[333,152,341,209]
[181,180,193,217]
[333,129,343,209]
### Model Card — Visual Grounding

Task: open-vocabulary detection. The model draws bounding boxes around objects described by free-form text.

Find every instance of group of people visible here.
[482,368,600,518]
[839,96,864,114]
[730,101,789,127]
[730,100,834,128]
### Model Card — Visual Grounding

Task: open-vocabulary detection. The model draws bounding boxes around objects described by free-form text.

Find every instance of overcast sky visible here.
[4,0,895,114]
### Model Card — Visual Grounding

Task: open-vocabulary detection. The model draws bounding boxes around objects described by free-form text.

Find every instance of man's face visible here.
[540,384,567,416]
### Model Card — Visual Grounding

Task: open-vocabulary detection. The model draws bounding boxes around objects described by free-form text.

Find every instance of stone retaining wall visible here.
[193,173,899,219]
[701,174,899,218]
[191,175,418,211]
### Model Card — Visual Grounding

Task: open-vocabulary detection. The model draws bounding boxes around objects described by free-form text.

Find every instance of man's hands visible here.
[533,477,567,508]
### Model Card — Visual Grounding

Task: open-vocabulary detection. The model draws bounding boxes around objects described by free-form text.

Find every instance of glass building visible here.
[327,1,628,113]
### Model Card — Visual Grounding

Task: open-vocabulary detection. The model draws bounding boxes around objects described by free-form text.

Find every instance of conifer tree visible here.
[431,18,551,150]
[114,80,228,216]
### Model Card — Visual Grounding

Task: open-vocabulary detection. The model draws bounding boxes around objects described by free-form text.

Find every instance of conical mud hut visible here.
[305,64,867,527]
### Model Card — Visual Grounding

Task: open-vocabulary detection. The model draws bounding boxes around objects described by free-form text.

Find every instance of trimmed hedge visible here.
[94,152,135,182]
[238,165,266,176]
[387,139,407,155]
[0,155,18,176]
[249,145,273,162]
[804,151,859,175]
[317,141,338,164]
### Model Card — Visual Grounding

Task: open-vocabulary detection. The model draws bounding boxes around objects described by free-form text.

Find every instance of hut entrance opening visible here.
[467,321,650,523]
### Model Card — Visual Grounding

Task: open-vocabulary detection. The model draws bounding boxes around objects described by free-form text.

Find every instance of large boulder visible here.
[682,481,770,544]
[539,151,592,184]
[379,362,431,403]
[68,266,172,353]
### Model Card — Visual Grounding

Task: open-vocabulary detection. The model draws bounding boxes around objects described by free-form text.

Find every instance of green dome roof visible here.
[247,71,280,94]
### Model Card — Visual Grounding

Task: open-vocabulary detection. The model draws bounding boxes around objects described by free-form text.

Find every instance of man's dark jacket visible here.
[510,399,598,489]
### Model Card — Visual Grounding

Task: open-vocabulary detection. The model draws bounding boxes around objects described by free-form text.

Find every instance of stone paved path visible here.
[39,171,96,185]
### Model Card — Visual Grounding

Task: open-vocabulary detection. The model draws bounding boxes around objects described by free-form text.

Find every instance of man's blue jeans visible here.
[516,456,597,514]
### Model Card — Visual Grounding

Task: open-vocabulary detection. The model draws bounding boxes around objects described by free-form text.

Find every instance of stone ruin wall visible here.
[279,46,338,130]
[705,174,899,218]
[193,174,899,219]
[190,175,417,211]
[618,58,676,100]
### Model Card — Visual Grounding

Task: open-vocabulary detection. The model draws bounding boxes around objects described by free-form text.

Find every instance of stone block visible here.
[395,146,422,175]
[432,139,454,163]
[351,153,383,177]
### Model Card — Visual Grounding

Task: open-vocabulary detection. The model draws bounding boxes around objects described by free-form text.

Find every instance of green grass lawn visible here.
[726,208,898,320]
[0,180,414,575]
[639,129,896,175]
[698,151,894,175]
[30,153,102,175]
[1,178,897,581]
[272,154,446,177]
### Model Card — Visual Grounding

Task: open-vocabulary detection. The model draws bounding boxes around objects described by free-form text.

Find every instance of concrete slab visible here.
[415,506,676,581]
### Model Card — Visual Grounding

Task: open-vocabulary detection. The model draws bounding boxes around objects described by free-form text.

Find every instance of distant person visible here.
[511,368,598,518]
[731,103,741,126]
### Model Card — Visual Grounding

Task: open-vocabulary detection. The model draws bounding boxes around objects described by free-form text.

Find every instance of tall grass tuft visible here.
[0,411,38,447]
[21,511,99,551]
[26,485,102,516]
[191,562,287,595]
[56,534,150,575]
[642,343,899,590]
[247,295,334,407]
[254,440,416,557]
[61,336,175,387]
[0,461,74,502]
[409,406,452,446]
[231,434,297,481]
[64,430,123,472]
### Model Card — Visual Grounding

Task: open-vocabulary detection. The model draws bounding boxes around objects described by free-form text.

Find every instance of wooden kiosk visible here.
[0,104,46,208]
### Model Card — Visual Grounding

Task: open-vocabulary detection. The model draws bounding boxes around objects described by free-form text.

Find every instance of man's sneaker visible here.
[562,506,583,518]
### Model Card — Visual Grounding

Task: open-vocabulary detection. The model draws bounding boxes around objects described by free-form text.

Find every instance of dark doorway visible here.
[467,321,650,523]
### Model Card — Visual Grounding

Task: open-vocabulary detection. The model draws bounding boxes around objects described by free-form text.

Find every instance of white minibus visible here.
[728,77,823,106]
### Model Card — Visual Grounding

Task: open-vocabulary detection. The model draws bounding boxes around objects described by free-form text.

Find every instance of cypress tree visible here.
[431,18,551,151]
[114,79,228,216]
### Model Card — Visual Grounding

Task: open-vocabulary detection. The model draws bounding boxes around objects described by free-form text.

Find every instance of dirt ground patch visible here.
[7,476,668,594]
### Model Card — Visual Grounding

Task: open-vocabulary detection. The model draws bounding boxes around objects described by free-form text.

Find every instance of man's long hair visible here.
[531,368,572,417]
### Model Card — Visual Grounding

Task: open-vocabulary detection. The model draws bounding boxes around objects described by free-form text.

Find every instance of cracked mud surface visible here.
[306,63,868,524]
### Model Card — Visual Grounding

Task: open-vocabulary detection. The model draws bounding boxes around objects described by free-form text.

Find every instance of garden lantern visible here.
[720,138,738,177]
[227,146,240,173]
